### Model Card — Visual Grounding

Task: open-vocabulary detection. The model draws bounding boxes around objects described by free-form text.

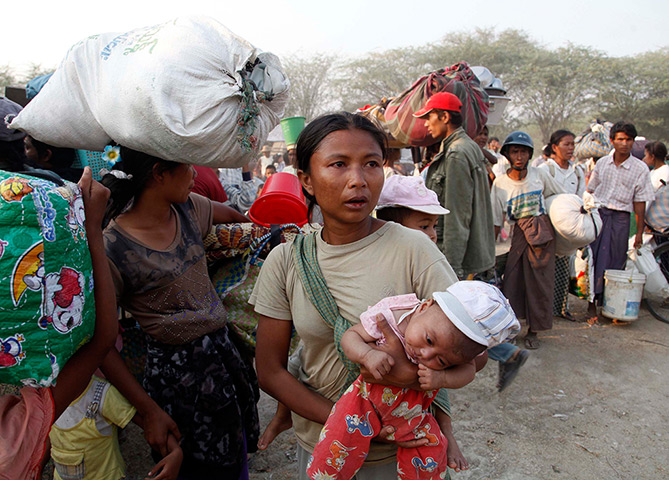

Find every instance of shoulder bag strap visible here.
[293,233,360,390]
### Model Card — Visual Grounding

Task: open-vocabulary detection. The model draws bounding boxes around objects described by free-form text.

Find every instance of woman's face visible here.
[299,129,384,229]
[643,149,655,168]
[161,163,196,203]
[552,135,575,162]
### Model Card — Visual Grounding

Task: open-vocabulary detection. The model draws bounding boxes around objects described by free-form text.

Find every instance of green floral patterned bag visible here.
[0,171,95,386]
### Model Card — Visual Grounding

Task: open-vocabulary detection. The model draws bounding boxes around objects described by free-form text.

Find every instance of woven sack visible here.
[211,224,304,353]
[383,62,489,147]
[574,121,613,160]
[0,172,95,386]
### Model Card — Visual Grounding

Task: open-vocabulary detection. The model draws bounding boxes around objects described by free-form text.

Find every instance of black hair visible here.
[0,138,27,172]
[547,129,575,157]
[447,111,463,128]
[100,146,180,225]
[28,136,77,168]
[376,206,413,224]
[489,137,499,143]
[296,112,388,221]
[646,141,668,161]
[609,121,637,141]
[542,144,553,157]
[265,164,277,173]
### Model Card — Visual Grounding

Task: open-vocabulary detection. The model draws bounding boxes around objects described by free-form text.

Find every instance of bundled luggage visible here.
[362,62,489,147]
[9,16,289,168]
[546,193,602,256]
[0,172,95,386]
[573,120,613,160]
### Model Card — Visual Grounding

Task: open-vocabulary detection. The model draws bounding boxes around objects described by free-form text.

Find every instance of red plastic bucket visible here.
[249,172,308,227]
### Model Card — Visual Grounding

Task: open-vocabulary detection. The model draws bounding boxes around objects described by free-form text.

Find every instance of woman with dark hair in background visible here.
[643,141,669,192]
[539,129,584,321]
[99,148,256,479]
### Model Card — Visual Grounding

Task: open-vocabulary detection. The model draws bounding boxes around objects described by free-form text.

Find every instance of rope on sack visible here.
[236,60,276,153]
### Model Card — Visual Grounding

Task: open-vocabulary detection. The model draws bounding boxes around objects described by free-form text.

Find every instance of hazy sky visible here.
[2,0,667,75]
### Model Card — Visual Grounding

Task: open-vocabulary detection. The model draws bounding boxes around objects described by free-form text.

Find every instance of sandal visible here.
[524,334,540,350]
[560,311,577,322]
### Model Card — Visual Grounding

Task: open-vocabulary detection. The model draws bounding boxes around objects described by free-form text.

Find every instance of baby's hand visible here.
[361,349,395,380]
[417,364,451,391]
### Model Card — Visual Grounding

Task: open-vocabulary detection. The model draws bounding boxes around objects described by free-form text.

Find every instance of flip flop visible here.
[524,334,540,350]
[497,350,530,392]
[560,311,577,322]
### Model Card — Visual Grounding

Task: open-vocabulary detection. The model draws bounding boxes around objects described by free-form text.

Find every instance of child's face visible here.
[402,211,439,243]
[403,299,471,370]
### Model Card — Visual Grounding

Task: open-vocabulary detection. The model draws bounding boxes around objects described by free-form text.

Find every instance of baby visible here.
[306,281,520,480]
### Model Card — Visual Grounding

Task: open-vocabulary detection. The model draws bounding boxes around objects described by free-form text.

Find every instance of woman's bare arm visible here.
[256,315,333,425]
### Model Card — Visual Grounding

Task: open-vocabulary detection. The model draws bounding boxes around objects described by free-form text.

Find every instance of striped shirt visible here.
[587,154,654,212]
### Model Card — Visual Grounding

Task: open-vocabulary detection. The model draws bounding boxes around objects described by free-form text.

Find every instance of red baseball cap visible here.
[413,92,463,118]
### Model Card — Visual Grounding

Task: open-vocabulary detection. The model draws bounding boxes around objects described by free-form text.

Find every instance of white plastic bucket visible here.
[602,270,646,321]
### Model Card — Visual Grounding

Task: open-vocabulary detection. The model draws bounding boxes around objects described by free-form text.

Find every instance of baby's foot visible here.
[445,433,469,472]
[257,412,293,450]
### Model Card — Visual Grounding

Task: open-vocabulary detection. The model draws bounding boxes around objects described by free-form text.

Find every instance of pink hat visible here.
[413,92,463,118]
[377,175,449,215]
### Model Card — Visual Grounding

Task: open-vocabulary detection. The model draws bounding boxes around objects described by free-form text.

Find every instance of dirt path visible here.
[112,297,669,480]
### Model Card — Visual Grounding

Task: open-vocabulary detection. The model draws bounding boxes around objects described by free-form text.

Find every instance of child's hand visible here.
[77,167,110,231]
[361,349,395,380]
[144,445,183,480]
[417,364,449,390]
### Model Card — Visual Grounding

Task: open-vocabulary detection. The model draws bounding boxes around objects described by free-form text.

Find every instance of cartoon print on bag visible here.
[56,186,86,241]
[21,353,59,388]
[0,176,33,202]
[0,334,25,367]
[31,183,57,242]
[12,242,44,306]
[0,238,7,259]
[40,267,85,333]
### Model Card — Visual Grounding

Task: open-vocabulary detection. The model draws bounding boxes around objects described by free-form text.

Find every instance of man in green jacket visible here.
[414,92,495,280]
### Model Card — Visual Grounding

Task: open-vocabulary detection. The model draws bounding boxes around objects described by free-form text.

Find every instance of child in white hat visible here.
[307,281,520,480]
[376,175,449,244]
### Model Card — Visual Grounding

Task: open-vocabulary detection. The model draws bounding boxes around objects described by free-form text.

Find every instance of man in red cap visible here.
[415,92,495,280]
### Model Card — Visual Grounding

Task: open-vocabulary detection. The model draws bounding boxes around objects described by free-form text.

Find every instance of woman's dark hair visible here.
[0,138,27,172]
[296,112,388,220]
[28,136,77,168]
[609,121,637,141]
[100,146,180,225]
[376,206,413,224]
[548,129,575,157]
[646,141,668,161]
[542,144,553,157]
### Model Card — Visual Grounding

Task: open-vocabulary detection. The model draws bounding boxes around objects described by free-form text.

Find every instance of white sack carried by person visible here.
[9,16,289,168]
[546,192,602,256]
[629,243,669,300]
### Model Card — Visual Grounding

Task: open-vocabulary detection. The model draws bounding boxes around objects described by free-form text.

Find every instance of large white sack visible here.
[9,16,289,168]
[546,193,602,256]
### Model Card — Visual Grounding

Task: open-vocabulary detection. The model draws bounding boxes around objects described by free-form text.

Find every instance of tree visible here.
[595,49,669,142]
[0,64,18,96]
[21,63,55,84]
[282,54,338,121]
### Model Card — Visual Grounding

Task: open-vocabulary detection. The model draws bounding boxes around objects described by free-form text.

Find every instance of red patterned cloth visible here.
[307,377,447,480]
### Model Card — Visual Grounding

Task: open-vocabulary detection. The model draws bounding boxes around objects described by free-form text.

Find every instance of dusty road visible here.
[108,296,669,480]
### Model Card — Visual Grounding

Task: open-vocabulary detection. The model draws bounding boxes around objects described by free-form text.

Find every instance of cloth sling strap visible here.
[292,233,360,391]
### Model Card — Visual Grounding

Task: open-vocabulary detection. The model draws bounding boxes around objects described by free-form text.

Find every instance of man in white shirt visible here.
[586,122,654,320]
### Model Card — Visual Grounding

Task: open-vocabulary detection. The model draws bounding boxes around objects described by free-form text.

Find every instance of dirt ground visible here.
[108,296,667,480]
[21,296,666,479]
